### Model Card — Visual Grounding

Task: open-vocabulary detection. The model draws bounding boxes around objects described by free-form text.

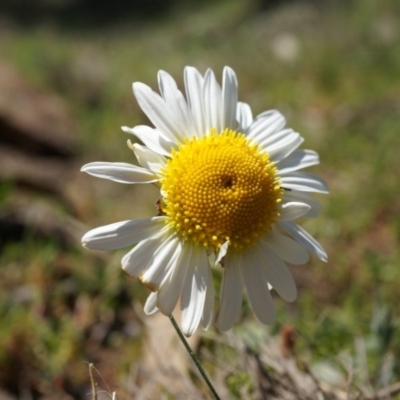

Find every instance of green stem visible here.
[169,315,221,400]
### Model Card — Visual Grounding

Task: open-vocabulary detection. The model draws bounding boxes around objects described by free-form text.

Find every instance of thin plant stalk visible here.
[169,315,221,400]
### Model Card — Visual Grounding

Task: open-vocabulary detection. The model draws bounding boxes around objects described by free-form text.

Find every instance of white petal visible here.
[257,128,293,149]
[157,243,192,315]
[131,142,166,174]
[282,191,322,218]
[201,268,215,330]
[266,131,304,163]
[122,125,175,157]
[215,241,229,265]
[81,162,157,184]
[217,252,243,332]
[140,235,181,291]
[236,102,253,131]
[263,230,309,265]
[277,149,319,174]
[240,250,275,324]
[203,69,223,133]
[222,66,238,130]
[121,226,170,277]
[133,82,184,142]
[279,221,328,262]
[256,109,286,121]
[279,201,311,221]
[181,247,209,337]
[246,110,286,141]
[158,70,196,138]
[184,66,205,136]
[144,292,159,315]
[255,243,297,302]
[82,217,167,250]
[281,172,329,193]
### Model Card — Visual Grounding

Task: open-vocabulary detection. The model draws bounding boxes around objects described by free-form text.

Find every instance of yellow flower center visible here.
[161,128,283,251]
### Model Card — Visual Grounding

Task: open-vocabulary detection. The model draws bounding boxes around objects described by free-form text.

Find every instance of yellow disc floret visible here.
[161,128,283,251]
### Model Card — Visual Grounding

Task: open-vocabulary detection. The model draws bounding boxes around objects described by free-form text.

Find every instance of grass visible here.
[1,0,400,397]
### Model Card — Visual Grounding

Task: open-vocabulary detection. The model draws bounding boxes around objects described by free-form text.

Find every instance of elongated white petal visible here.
[263,231,309,265]
[203,69,222,133]
[144,292,159,315]
[215,241,229,265]
[133,82,184,142]
[277,150,319,174]
[217,252,243,332]
[121,235,165,278]
[222,66,238,130]
[279,202,311,221]
[181,247,209,337]
[157,243,192,315]
[246,110,286,141]
[201,268,215,330]
[281,172,329,193]
[237,102,253,130]
[279,221,328,262]
[255,243,297,302]
[140,235,181,291]
[266,132,304,163]
[258,128,293,150]
[282,191,322,218]
[184,66,205,136]
[82,217,167,250]
[131,143,166,174]
[158,70,196,138]
[81,162,157,184]
[256,109,285,121]
[121,239,153,278]
[122,125,175,157]
[240,250,275,324]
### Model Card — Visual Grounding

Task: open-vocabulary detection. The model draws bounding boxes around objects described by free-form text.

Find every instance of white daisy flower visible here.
[82,67,328,337]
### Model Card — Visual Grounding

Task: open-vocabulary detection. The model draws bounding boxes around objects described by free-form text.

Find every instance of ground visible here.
[0,0,399,398]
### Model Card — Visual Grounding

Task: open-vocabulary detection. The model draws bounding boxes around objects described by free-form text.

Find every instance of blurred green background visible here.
[0,0,399,398]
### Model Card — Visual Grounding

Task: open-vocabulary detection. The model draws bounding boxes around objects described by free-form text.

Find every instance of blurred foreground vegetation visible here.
[0,0,399,398]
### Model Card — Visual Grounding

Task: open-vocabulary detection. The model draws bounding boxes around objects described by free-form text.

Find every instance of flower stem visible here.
[169,315,221,400]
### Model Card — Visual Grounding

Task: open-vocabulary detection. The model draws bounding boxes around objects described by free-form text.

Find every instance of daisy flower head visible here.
[81,66,328,337]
